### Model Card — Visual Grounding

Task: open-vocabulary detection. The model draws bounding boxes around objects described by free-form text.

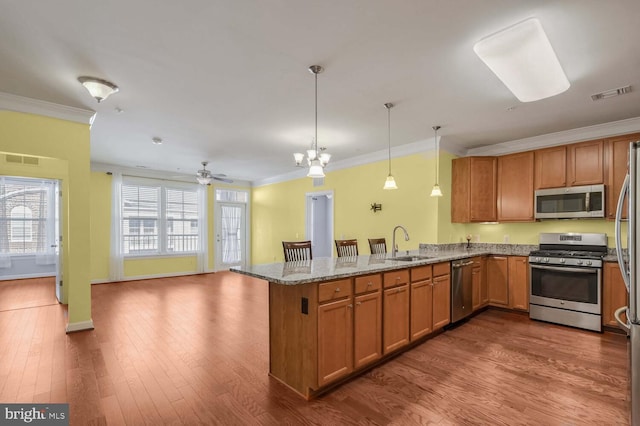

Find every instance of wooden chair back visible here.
[368,238,387,255]
[282,241,312,261]
[335,239,358,257]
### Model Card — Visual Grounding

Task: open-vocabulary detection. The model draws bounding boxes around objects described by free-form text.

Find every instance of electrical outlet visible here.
[474,235,480,243]
[504,234,510,243]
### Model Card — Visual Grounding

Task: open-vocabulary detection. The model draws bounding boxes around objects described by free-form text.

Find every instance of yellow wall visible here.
[252,152,451,264]
[0,110,91,325]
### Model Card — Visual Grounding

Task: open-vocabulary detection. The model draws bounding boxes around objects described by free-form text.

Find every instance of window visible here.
[10,206,33,242]
[121,180,200,256]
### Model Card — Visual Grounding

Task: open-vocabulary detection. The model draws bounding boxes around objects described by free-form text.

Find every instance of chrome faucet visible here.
[392,225,410,258]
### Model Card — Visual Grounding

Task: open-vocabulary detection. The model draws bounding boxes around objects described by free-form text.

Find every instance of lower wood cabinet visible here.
[383,284,410,354]
[487,256,509,306]
[432,262,451,330]
[508,256,529,311]
[317,298,353,387]
[603,262,628,327]
[410,273,433,341]
[471,257,485,311]
[353,290,382,368]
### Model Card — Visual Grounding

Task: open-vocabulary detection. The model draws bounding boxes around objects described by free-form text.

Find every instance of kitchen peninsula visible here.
[231,244,533,399]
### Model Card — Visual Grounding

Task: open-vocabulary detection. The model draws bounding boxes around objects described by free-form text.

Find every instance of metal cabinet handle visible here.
[356,301,362,306]
[347,304,353,309]
[367,282,373,286]
[335,288,340,292]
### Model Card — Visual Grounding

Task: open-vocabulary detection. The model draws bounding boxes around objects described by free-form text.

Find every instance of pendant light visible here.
[383,103,398,190]
[306,65,326,178]
[430,125,443,197]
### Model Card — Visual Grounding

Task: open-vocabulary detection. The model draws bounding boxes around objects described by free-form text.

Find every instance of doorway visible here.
[305,191,334,258]
[214,189,250,270]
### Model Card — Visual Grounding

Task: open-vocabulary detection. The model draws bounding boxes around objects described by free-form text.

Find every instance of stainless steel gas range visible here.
[528,233,607,332]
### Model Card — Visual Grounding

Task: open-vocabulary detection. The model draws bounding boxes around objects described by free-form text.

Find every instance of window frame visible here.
[121,177,201,258]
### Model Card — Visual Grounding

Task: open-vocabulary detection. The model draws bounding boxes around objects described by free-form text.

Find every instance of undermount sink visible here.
[388,255,433,262]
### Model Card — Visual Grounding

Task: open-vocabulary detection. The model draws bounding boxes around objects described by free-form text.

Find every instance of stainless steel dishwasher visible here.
[451,259,474,323]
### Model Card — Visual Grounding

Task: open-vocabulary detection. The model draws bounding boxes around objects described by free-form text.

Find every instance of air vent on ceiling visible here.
[4,154,40,166]
[591,85,632,101]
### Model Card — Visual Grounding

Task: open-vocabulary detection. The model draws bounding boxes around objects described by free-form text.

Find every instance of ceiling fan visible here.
[196,161,233,185]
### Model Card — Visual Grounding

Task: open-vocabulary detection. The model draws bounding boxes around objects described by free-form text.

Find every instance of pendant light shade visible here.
[293,65,331,177]
[430,125,443,197]
[383,102,398,190]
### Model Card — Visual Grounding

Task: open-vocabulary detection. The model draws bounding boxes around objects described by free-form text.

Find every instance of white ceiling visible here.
[1,0,639,184]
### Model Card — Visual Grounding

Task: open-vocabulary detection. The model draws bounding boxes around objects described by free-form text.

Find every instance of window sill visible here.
[124,253,198,260]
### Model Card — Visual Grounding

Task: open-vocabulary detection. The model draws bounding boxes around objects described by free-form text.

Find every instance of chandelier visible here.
[293,65,331,178]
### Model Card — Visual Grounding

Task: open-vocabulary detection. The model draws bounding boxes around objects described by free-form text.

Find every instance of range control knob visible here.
[534,257,540,262]
[560,258,566,264]
[576,259,583,265]
[586,260,593,266]
[543,257,550,263]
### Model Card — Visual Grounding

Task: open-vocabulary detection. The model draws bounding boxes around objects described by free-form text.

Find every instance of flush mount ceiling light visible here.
[293,65,331,178]
[473,18,570,102]
[383,103,398,190]
[151,137,163,145]
[430,125,443,197]
[77,76,119,103]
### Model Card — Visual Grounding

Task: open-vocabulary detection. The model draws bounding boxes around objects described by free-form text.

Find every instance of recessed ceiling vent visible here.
[591,85,632,101]
[4,154,39,165]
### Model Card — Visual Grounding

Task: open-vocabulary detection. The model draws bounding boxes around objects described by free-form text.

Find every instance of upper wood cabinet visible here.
[534,140,604,190]
[534,146,567,189]
[605,133,639,220]
[497,151,534,222]
[451,156,497,223]
[567,139,604,186]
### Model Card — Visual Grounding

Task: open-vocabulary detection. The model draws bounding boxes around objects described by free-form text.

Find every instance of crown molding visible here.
[0,91,95,125]
[253,136,465,187]
[467,116,640,156]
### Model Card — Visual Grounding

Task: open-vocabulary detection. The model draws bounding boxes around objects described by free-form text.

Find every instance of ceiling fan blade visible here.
[212,173,227,178]
[213,176,234,184]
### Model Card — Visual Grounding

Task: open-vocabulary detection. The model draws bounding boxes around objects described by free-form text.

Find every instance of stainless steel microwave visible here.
[534,184,605,219]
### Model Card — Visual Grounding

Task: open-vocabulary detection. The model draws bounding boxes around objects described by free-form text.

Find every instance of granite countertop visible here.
[231,243,538,285]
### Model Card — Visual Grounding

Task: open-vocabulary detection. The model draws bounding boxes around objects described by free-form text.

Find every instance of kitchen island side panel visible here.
[269,281,318,398]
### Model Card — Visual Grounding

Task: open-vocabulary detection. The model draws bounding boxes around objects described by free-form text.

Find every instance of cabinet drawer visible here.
[383,269,410,288]
[411,265,432,282]
[433,262,450,277]
[354,274,382,294]
[471,257,482,268]
[318,279,352,303]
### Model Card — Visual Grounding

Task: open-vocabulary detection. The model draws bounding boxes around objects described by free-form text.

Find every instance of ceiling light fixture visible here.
[430,125,443,197]
[78,76,119,103]
[383,103,398,190]
[293,65,330,178]
[473,18,570,102]
[196,161,213,185]
[152,137,163,145]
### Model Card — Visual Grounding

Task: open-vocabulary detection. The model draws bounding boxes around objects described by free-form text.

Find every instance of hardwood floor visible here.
[0,276,57,312]
[0,272,630,425]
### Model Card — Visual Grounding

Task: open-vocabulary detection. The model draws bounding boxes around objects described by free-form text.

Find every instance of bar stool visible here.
[368,238,387,254]
[335,239,358,257]
[282,241,312,261]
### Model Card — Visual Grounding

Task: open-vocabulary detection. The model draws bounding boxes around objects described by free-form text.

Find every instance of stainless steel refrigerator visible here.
[614,141,640,426]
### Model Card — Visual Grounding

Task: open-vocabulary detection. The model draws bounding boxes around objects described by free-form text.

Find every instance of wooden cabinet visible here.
[605,133,639,220]
[353,273,382,369]
[410,265,433,341]
[567,139,604,186]
[603,262,628,327]
[508,256,529,311]
[451,156,497,223]
[317,297,353,387]
[535,146,567,189]
[498,152,534,222]
[479,257,489,306]
[383,268,410,355]
[487,256,509,306]
[471,257,485,311]
[432,262,451,330]
[535,140,604,190]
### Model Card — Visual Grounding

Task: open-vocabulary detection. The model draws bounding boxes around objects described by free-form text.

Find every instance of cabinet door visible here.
[317,298,353,387]
[508,257,529,311]
[354,291,382,369]
[603,262,629,327]
[472,267,481,311]
[487,256,509,306]
[432,274,451,330]
[383,284,410,354]
[469,157,497,222]
[535,146,567,189]
[605,134,638,219]
[567,139,604,186]
[498,151,534,222]
[451,157,470,223]
[410,279,433,341]
[480,258,489,305]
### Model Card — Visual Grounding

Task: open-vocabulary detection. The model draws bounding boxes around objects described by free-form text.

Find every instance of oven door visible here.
[530,264,601,314]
